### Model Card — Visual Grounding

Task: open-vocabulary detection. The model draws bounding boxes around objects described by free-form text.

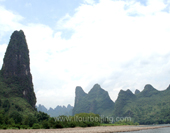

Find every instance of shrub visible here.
[0,109,5,115]
[14,124,21,129]
[36,111,49,122]
[2,125,7,129]
[0,114,4,124]
[74,113,101,127]
[9,111,22,124]
[22,116,29,125]
[48,117,55,128]
[2,100,10,112]
[20,125,29,129]
[27,115,37,127]
[54,121,64,128]
[101,117,111,124]
[15,104,23,112]
[3,115,9,124]
[78,122,87,127]
[42,120,49,129]
[32,123,40,129]
[67,121,76,128]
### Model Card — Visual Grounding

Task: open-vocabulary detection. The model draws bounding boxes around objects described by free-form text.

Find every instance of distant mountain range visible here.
[36,104,73,117]
[72,84,170,124]
[36,83,170,124]
[113,84,170,124]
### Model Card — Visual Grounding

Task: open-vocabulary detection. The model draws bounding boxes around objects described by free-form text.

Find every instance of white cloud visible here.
[0,44,7,68]
[0,0,170,108]
[84,0,95,5]
[0,6,23,31]
[58,0,170,64]
[0,5,23,69]
[128,0,167,15]
[55,0,170,102]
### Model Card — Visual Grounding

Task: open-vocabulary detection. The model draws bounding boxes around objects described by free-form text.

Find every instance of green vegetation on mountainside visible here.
[0,72,35,116]
[72,84,114,116]
[73,84,170,124]
[113,84,170,124]
[0,30,36,116]
[1,30,36,107]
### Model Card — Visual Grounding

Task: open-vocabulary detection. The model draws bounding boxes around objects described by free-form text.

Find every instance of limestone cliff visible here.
[72,84,114,116]
[1,30,36,108]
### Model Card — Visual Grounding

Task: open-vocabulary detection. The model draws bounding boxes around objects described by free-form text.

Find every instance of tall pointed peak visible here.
[88,83,104,94]
[67,104,73,108]
[74,86,87,107]
[1,30,36,108]
[1,30,30,78]
[12,30,25,37]
[140,84,158,97]
[73,84,114,116]
[93,83,101,88]
[75,86,87,96]
[76,86,83,91]
[117,89,135,100]
[126,89,133,93]
[143,84,156,91]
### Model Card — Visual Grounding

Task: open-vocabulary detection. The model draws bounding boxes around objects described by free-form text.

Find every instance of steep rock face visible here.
[2,30,30,78]
[1,30,36,108]
[72,86,87,115]
[114,89,136,116]
[72,84,114,116]
[74,86,87,106]
[88,84,114,113]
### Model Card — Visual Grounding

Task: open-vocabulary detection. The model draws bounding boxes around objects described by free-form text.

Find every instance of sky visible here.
[0,0,170,109]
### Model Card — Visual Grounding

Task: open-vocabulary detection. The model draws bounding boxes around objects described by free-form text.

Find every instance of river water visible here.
[119,124,170,133]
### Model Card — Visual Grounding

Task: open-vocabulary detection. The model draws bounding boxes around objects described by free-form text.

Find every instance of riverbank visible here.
[0,125,170,133]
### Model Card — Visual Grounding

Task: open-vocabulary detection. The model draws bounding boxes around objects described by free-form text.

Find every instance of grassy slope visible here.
[0,70,35,116]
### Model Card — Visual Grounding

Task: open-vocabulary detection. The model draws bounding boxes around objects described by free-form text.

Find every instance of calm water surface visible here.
[119,124,170,133]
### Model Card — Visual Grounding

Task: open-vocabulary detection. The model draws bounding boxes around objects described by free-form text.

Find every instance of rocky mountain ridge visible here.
[72,83,170,124]
[72,84,115,116]
[113,84,170,124]
[36,104,73,117]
